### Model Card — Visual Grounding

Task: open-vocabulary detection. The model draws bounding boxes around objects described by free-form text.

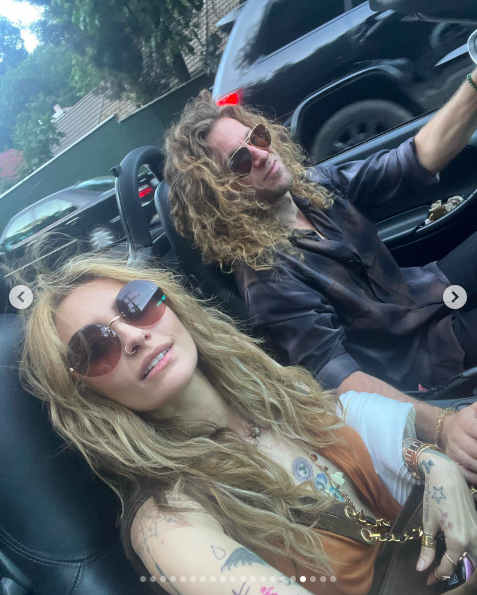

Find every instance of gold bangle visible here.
[403,440,425,480]
[434,407,457,449]
[403,441,444,481]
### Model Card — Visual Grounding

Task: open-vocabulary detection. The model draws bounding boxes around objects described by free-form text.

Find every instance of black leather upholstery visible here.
[155,180,250,322]
[0,312,161,595]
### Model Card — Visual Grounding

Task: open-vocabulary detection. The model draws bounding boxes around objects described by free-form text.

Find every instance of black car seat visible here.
[155,180,249,322]
[0,307,163,595]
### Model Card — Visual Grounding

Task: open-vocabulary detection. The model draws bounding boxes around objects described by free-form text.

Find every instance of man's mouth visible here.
[264,160,278,181]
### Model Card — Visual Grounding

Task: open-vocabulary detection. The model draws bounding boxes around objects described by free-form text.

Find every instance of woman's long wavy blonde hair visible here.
[20,252,345,576]
[164,89,333,271]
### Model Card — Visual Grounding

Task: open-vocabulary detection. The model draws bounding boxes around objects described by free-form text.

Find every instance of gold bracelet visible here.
[403,440,444,481]
[434,407,457,449]
[403,439,424,480]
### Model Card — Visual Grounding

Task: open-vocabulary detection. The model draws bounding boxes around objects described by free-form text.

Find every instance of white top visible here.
[338,391,417,505]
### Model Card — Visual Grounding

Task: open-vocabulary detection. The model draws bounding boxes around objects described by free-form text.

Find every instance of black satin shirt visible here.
[234,138,464,391]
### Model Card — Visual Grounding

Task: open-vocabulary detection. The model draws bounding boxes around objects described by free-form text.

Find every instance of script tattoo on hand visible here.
[424,475,430,524]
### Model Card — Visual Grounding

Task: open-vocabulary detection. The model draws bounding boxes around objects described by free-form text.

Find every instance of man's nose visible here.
[248,144,269,169]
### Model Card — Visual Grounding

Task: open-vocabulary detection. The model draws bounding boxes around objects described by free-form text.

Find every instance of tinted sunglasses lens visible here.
[67,324,121,377]
[116,280,166,327]
[250,124,271,148]
[230,146,252,175]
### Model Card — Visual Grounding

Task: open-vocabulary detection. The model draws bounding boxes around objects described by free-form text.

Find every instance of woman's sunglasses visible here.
[66,279,166,378]
[229,123,272,176]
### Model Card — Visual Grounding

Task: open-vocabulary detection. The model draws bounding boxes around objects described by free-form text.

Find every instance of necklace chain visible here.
[243,420,424,544]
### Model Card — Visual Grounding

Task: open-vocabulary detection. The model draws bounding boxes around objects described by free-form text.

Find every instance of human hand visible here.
[414,450,477,586]
[441,404,477,485]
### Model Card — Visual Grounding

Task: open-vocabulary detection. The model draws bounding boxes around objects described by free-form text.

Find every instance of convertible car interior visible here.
[1,1,477,593]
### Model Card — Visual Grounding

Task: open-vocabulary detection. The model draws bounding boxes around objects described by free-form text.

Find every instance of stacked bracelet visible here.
[403,439,444,481]
[467,73,477,94]
[434,407,457,449]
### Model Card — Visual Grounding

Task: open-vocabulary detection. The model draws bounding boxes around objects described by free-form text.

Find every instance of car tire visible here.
[87,224,119,251]
[310,99,414,163]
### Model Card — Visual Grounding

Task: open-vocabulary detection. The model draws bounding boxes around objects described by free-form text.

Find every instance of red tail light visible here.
[216,90,243,106]
[139,185,153,199]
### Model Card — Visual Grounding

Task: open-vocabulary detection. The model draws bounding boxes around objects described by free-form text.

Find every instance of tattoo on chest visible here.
[292,457,344,502]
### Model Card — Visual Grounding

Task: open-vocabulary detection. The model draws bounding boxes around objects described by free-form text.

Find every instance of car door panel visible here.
[315,109,477,266]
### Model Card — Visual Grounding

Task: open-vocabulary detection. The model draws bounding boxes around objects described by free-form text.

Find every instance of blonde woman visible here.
[20,253,477,595]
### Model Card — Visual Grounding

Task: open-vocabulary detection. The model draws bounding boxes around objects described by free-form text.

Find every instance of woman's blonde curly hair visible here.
[164,89,333,271]
[19,252,345,577]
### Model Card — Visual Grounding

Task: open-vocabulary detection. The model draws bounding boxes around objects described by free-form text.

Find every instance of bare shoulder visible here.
[131,494,223,557]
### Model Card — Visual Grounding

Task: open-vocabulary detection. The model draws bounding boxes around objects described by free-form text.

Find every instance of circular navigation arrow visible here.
[443,285,467,310]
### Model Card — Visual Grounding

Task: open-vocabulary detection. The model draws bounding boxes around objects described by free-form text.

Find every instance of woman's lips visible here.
[143,345,174,381]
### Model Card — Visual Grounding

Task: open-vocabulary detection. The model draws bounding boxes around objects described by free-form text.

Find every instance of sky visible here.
[0,0,42,52]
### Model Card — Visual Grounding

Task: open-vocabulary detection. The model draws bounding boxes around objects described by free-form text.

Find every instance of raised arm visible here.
[414,68,477,175]
[131,497,319,595]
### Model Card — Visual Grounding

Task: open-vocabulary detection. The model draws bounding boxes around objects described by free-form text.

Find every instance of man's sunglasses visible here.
[229,123,272,176]
[66,279,167,378]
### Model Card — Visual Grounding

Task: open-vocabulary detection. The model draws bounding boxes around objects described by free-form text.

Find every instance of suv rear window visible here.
[258,0,344,56]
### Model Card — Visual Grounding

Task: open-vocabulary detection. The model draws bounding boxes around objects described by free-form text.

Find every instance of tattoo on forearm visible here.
[221,547,274,572]
[155,562,183,595]
[211,545,227,560]
[221,547,291,586]
[431,486,446,505]
[131,499,193,594]
[233,582,250,595]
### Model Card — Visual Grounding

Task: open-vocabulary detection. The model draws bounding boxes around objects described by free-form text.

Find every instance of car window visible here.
[258,0,344,56]
[1,210,36,249]
[31,199,77,235]
[75,176,115,191]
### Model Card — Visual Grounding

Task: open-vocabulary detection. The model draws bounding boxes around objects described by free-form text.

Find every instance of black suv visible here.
[213,0,475,162]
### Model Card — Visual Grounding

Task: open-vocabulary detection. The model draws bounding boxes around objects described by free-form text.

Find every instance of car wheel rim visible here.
[331,119,387,154]
[89,228,115,251]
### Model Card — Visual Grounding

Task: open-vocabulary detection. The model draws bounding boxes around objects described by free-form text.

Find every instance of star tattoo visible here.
[431,486,446,505]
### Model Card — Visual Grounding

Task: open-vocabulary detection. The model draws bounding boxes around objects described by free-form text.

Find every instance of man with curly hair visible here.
[164,78,477,481]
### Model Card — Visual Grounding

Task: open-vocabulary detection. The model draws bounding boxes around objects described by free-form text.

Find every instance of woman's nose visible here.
[114,321,151,354]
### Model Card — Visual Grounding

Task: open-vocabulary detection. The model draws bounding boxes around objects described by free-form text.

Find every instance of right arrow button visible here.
[443,285,468,310]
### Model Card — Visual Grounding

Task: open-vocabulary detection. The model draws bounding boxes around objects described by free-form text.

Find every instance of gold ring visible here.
[444,552,457,567]
[433,568,451,581]
[421,532,436,548]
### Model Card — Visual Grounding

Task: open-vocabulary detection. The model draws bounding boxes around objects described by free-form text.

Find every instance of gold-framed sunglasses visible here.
[229,124,272,175]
